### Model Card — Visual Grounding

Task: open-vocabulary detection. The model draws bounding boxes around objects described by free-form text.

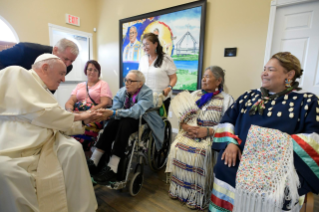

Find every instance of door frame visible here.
[264,0,319,65]
[48,23,93,59]
[48,24,93,100]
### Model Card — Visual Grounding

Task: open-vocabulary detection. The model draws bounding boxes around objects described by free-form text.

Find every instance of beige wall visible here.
[0,0,272,129]
[96,0,272,129]
[0,0,98,57]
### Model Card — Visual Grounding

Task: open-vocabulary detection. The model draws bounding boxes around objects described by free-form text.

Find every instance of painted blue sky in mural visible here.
[158,7,201,47]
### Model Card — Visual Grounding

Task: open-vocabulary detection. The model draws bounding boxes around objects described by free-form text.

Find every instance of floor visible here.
[92,130,319,212]
[94,166,206,212]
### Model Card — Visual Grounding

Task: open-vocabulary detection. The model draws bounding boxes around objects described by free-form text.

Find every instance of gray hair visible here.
[54,38,79,56]
[32,58,63,70]
[206,66,225,89]
[129,70,145,84]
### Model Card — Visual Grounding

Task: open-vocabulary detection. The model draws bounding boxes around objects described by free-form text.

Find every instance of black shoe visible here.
[93,166,117,185]
[87,159,98,175]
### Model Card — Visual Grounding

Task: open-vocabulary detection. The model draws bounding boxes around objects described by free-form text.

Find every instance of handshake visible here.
[74,109,115,124]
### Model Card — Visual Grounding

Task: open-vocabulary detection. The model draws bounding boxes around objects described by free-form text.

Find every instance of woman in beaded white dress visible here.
[166,66,234,210]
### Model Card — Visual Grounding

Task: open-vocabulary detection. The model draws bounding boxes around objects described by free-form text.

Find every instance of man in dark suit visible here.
[0,38,79,75]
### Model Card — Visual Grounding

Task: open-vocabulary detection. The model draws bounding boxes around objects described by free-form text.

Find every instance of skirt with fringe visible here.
[166,130,214,210]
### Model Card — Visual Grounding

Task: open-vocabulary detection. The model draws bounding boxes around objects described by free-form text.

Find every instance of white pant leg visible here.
[0,156,39,212]
[55,134,97,212]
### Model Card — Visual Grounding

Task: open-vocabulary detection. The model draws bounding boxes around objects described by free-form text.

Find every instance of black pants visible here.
[163,97,171,113]
[95,118,140,158]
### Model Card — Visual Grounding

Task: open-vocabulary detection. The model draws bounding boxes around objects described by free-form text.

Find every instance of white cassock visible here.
[0,66,97,212]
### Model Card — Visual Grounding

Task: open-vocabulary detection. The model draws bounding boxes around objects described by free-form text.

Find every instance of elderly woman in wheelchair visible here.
[87,70,165,185]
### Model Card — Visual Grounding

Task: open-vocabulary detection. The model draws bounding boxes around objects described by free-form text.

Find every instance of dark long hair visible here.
[84,60,101,77]
[142,33,164,68]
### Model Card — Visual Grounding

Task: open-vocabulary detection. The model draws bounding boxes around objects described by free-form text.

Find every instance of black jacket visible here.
[0,42,73,74]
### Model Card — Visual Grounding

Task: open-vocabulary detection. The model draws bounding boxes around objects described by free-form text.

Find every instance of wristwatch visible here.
[168,85,173,89]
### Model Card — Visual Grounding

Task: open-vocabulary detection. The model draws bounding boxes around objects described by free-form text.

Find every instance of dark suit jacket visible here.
[0,42,73,74]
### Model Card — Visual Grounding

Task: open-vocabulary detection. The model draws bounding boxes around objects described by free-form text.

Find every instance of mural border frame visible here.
[119,0,207,93]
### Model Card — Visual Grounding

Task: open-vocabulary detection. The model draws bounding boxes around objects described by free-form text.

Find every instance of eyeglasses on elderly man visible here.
[123,78,140,85]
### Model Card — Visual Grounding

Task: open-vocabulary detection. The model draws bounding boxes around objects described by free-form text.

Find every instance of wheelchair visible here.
[95,95,172,196]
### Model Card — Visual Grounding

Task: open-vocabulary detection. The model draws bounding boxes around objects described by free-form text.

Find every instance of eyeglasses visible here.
[87,68,99,73]
[123,78,140,85]
[142,43,150,47]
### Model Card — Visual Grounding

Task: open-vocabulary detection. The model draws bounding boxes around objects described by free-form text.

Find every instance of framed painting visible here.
[119,0,207,92]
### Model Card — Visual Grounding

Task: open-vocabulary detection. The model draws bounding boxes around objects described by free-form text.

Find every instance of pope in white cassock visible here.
[0,54,99,212]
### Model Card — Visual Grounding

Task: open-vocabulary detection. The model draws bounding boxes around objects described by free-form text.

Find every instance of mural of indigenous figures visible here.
[120,0,206,92]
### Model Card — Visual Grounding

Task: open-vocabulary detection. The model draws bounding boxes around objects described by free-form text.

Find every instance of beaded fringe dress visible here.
[167,91,224,210]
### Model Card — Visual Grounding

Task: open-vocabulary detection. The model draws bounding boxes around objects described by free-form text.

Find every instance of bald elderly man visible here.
[0,54,98,212]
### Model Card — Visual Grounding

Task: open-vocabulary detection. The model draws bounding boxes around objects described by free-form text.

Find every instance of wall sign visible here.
[66,14,80,27]
[224,48,237,57]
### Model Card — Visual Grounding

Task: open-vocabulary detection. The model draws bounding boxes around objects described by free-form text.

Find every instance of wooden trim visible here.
[300,192,314,212]
[0,41,16,52]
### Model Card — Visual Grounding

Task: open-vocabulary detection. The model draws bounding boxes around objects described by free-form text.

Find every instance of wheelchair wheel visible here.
[129,172,144,196]
[148,119,172,171]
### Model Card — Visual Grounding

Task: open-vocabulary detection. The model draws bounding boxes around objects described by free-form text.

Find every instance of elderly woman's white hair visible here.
[206,66,225,89]
[129,70,145,84]
[54,38,79,56]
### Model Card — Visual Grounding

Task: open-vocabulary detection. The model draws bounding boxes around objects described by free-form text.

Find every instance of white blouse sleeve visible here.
[163,55,177,75]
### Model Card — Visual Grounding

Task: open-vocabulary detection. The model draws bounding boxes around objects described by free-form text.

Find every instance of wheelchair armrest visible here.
[146,107,161,113]
[139,107,161,118]
[138,107,161,121]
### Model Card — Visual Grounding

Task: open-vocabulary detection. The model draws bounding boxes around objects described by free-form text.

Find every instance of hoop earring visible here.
[155,49,157,54]
[285,79,292,88]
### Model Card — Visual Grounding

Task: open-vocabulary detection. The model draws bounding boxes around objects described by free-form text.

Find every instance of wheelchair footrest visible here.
[105,181,127,190]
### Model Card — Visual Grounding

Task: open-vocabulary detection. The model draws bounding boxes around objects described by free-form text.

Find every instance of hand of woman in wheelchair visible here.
[89,107,98,111]
[79,111,103,124]
[96,109,113,121]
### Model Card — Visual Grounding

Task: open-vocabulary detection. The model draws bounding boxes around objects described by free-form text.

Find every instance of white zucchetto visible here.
[34,53,60,64]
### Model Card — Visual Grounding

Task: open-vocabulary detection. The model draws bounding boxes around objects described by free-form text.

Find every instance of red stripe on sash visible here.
[292,134,319,166]
[215,132,242,145]
[211,193,233,211]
